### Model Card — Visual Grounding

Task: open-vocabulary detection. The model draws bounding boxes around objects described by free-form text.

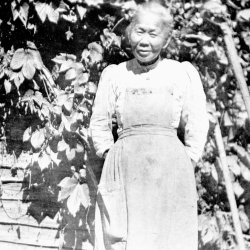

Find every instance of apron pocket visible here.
[97,185,127,246]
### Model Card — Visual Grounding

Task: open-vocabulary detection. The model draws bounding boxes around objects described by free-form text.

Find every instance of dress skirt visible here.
[94,126,198,250]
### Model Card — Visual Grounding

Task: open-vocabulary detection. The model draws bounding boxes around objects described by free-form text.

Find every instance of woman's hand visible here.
[103,150,109,159]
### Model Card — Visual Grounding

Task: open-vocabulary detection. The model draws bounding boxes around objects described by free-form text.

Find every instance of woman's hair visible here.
[127,1,173,39]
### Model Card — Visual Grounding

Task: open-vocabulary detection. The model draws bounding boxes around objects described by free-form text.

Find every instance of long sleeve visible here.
[90,65,116,158]
[180,62,209,163]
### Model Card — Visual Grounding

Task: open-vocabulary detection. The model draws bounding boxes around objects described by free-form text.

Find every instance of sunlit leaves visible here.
[9,71,25,89]
[37,152,51,171]
[23,126,32,142]
[57,139,68,152]
[100,29,121,49]
[49,150,61,166]
[35,2,59,24]
[86,82,97,94]
[237,9,250,23]
[52,54,86,87]
[67,183,89,216]
[201,0,228,16]
[77,5,87,20]
[10,48,26,70]
[58,177,90,216]
[22,54,36,80]
[239,205,250,233]
[63,97,74,114]
[82,42,103,67]
[11,1,29,26]
[65,68,77,80]
[199,214,220,248]
[85,0,103,7]
[58,177,78,201]
[65,30,73,41]
[233,181,244,198]
[66,147,76,161]
[30,128,45,150]
[10,42,43,82]
[4,79,12,94]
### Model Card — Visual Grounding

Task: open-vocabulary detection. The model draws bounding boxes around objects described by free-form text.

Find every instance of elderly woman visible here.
[90,2,209,250]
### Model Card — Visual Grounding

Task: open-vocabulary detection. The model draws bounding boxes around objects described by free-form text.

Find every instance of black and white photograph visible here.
[0,0,250,249]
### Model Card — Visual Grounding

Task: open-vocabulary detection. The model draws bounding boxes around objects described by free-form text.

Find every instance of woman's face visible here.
[129,11,168,63]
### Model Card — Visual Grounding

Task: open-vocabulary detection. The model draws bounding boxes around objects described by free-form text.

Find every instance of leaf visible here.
[199,215,219,246]
[184,33,212,43]
[11,1,18,20]
[79,127,89,141]
[101,29,121,48]
[33,91,43,107]
[233,181,244,198]
[237,9,250,23]
[61,113,72,132]
[52,55,67,64]
[60,53,76,61]
[240,162,250,182]
[26,41,37,50]
[65,68,77,80]
[49,150,61,166]
[10,48,26,70]
[77,5,87,20]
[23,89,35,98]
[57,139,68,152]
[60,61,73,73]
[65,29,74,40]
[58,177,78,201]
[85,0,103,7]
[35,2,47,23]
[19,2,29,26]
[41,104,50,119]
[202,0,227,15]
[23,127,32,142]
[78,103,89,115]
[30,129,45,150]
[76,112,83,122]
[29,49,43,70]
[86,82,97,94]
[47,3,59,24]
[63,97,73,113]
[14,72,25,89]
[57,93,68,106]
[76,143,84,153]
[67,183,90,216]
[239,205,250,233]
[88,42,103,65]
[22,55,36,80]
[223,111,233,127]
[4,79,12,94]
[81,49,90,63]
[88,42,103,54]
[66,147,76,161]
[74,83,85,96]
[78,72,89,84]
[37,153,51,171]
[57,1,69,13]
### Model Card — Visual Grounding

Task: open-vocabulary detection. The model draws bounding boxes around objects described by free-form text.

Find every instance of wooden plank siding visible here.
[0,139,101,250]
[0,168,94,250]
[0,156,60,249]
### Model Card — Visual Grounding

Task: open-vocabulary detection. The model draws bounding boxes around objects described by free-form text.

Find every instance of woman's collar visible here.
[133,56,161,73]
